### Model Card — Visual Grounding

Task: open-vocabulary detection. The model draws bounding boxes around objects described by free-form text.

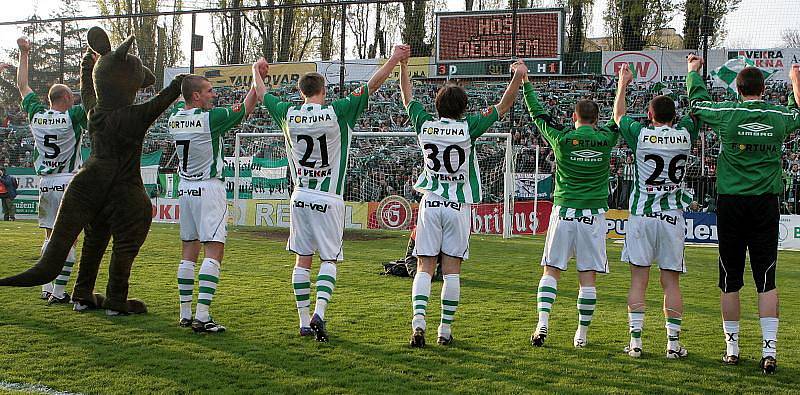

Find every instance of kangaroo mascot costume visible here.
[0,27,185,315]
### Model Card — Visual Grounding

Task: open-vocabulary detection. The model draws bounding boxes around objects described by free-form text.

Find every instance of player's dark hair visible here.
[298,72,326,97]
[435,84,468,119]
[574,100,599,124]
[736,67,765,97]
[48,84,72,106]
[649,95,677,124]
[181,75,210,101]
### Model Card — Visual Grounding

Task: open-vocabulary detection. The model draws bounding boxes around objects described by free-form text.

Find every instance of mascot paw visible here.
[73,293,106,312]
[127,299,147,314]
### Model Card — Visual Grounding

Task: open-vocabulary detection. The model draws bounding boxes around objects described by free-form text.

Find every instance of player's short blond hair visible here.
[48,84,72,106]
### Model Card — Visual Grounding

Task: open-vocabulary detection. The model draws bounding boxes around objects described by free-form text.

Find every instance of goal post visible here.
[232,131,516,238]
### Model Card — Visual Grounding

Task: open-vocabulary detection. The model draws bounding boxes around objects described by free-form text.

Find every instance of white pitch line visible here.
[0,381,82,395]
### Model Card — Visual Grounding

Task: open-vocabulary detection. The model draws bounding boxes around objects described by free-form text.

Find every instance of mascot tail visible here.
[0,176,98,286]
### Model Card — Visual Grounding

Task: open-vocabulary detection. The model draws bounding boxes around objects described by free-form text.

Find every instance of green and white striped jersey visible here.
[618,115,699,215]
[262,84,369,198]
[406,100,499,204]
[167,102,247,180]
[22,92,86,176]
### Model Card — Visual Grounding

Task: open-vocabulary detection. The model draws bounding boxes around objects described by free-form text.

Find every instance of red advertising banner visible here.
[436,9,563,63]
[366,196,554,235]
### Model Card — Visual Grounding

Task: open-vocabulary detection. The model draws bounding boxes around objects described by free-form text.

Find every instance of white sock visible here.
[628,311,645,349]
[665,316,683,350]
[177,260,195,320]
[536,275,558,330]
[438,274,460,338]
[41,239,53,294]
[411,271,432,331]
[760,317,778,359]
[51,247,76,298]
[723,320,740,356]
[292,266,312,328]
[313,261,337,320]
[195,258,221,322]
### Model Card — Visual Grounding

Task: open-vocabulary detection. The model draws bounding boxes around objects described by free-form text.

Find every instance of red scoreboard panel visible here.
[436,9,563,63]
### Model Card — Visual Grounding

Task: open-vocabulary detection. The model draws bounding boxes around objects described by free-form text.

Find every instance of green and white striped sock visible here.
[537,275,558,330]
[411,271,432,331]
[629,311,645,349]
[313,261,336,320]
[292,266,311,328]
[195,258,220,322]
[51,247,76,297]
[439,274,460,338]
[666,316,682,350]
[576,286,597,339]
[177,260,195,320]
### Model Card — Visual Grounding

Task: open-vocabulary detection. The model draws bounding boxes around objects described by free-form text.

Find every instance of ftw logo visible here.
[604,52,659,82]
[738,122,774,136]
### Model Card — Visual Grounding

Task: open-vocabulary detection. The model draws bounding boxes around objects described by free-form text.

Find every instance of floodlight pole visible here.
[339,3,347,98]
[190,12,197,74]
[59,20,65,84]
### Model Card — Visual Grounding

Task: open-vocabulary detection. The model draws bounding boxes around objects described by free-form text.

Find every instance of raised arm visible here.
[131,74,186,127]
[400,59,413,108]
[686,55,712,105]
[495,60,527,117]
[367,44,410,94]
[243,87,258,115]
[522,74,563,146]
[251,58,269,101]
[16,37,33,98]
[80,47,98,112]
[787,65,800,131]
[613,65,633,125]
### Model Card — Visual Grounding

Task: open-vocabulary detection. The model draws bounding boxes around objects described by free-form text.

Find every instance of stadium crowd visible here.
[2,76,798,209]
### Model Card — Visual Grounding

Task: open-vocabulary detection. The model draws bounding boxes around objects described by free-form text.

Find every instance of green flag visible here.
[711,56,778,97]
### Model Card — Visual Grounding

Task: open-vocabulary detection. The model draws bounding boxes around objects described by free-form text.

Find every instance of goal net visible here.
[231,131,516,238]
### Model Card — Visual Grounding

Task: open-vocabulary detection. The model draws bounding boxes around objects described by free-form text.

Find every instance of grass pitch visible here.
[0,220,799,394]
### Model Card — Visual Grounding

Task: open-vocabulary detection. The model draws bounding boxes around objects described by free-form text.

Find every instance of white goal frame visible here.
[233,132,515,238]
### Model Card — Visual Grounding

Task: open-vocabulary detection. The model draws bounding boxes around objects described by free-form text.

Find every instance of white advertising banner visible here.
[778,215,800,250]
[727,49,800,82]
[602,50,727,83]
[316,59,381,84]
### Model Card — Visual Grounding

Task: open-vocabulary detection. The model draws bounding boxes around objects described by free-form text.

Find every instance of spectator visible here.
[0,168,18,221]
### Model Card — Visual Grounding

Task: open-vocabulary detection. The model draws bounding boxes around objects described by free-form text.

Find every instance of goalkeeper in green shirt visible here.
[523,70,620,349]
[687,55,800,374]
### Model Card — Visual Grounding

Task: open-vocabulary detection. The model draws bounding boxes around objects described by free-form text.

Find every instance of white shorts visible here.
[38,174,73,229]
[287,189,345,261]
[541,209,608,273]
[413,193,471,260]
[622,210,686,273]
[178,178,228,243]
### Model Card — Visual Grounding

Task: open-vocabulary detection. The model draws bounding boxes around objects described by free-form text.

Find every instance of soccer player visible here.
[614,66,698,359]
[16,36,86,304]
[168,74,258,333]
[524,69,620,349]
[252,45,411,342]
[687,57,800,374]
[401,60,527,347]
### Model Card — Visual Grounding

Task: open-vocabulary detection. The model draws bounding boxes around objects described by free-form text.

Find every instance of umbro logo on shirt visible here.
[738,122,773,136]
[572,149,602,159]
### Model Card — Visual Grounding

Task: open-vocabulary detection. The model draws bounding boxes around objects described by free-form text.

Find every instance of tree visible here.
[783,29,800,48]
[683,0,741,49]
[604,0,675,51]
[348,4,371,59]
[243,0,277,62]
[0,1,88,105]
[277,0,296,62]
[402,0,429,57]
[96,0,184,86]
[566,0,593,53]
[210,0,249,64]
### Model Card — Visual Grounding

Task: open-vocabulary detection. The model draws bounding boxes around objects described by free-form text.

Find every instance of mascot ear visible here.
[142,66,156,88]
[87,26,112,55]
[114,35,136,60]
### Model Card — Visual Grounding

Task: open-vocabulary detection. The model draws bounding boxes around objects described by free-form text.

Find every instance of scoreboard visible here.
[436,8,564,72]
